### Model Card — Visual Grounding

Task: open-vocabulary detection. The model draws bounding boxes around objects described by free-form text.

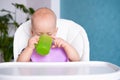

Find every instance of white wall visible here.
[0,0,27,24]
[0,0,60,24]
[51,0,60,18]
[27,0,60,18]
[27,0,51,10]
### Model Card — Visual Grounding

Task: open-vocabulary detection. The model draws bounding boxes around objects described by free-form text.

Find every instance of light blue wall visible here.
[61,0,120,66]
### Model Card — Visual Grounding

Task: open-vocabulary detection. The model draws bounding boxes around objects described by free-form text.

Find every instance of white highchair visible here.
[13,19,90,61]
[0,19,120,80]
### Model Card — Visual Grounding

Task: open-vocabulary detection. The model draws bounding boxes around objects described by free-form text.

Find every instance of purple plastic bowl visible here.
[31,48,68,62]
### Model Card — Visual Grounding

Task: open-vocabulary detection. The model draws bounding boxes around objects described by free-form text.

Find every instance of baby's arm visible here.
[52,36,80,61]
[17,36,39,62]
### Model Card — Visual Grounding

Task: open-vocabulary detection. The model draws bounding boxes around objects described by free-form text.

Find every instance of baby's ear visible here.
[55,27,58,34]
[52,27,58,36]
[31,29,33,35]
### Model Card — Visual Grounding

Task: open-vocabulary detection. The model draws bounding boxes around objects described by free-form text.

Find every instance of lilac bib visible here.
[31,48,68,62]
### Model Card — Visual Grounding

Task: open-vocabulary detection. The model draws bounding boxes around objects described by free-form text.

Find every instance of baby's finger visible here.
[51,35,56,40]
[34,35,40,42]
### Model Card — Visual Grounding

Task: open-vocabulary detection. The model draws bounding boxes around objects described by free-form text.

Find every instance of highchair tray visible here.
[0,61,120,80]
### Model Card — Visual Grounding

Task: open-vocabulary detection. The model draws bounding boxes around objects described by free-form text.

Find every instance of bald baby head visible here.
[31,8,57,36]
[32,8,56,18]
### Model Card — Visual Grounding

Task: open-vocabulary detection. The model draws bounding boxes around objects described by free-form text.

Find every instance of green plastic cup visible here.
[35,34,52,56]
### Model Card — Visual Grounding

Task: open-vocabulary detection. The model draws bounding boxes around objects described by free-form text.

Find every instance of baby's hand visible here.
[51,36,68,48]
[27,35,39,49]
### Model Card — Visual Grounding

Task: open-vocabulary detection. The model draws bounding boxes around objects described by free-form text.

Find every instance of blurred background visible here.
[0,0,120,66]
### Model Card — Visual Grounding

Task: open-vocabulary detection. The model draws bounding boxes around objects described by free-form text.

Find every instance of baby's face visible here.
[32,15,57,37]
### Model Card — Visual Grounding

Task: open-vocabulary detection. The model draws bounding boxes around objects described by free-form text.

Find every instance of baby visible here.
[17,8,80,62]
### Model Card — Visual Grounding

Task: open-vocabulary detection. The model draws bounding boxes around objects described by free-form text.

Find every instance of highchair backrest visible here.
[13,19,90,61]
